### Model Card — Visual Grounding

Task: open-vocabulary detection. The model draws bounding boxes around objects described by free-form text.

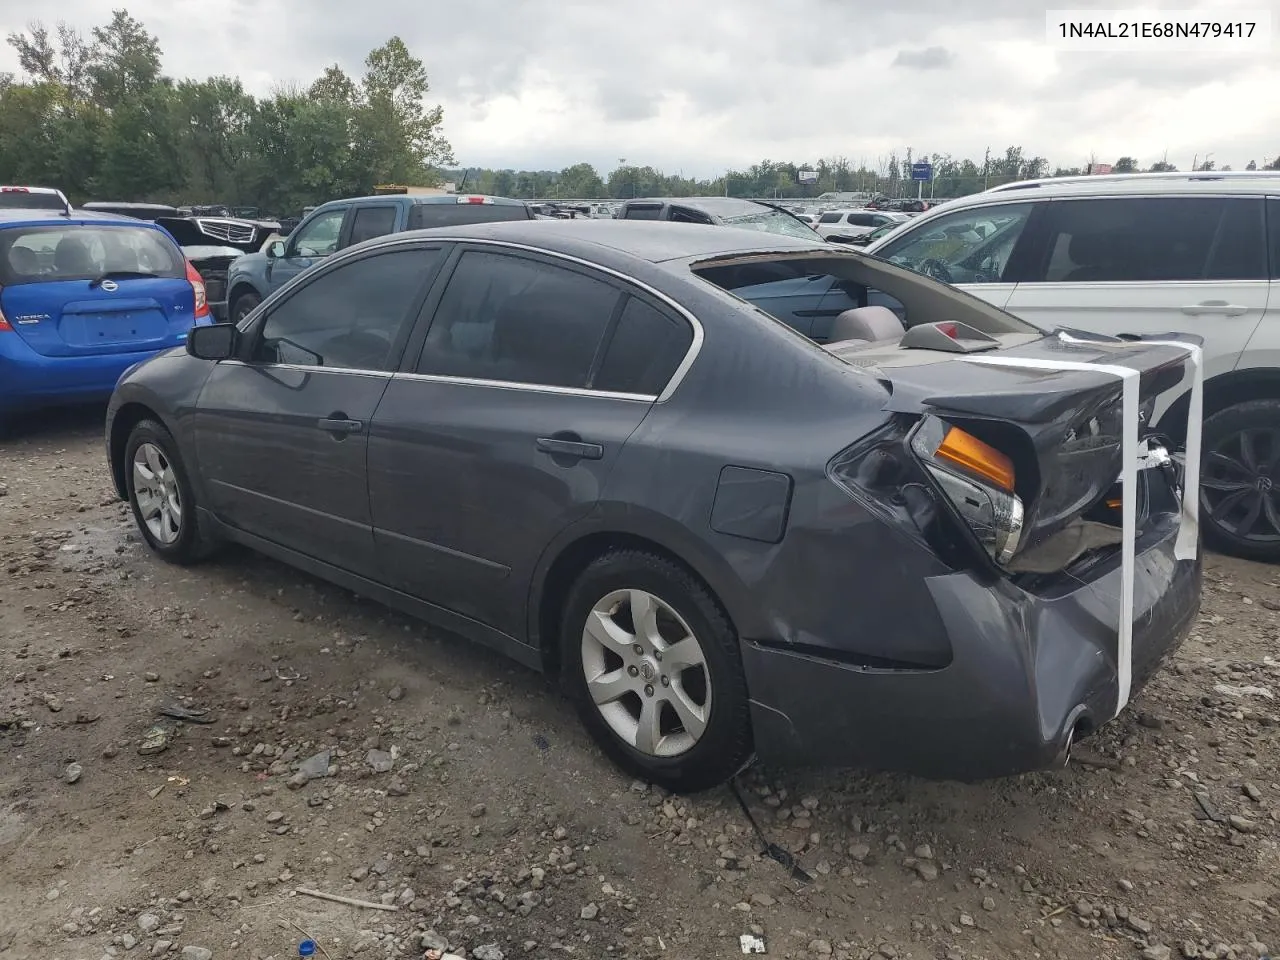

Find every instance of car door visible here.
[871,200,1038,311]
[367,247,693,640]
[1001,195,1271,417]
[193,243,446,576]
[265,206,350,294]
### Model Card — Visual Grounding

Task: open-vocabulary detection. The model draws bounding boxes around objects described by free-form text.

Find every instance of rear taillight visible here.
[186,261,209,319]
[0,285,9,331]
[910,416,1024,564]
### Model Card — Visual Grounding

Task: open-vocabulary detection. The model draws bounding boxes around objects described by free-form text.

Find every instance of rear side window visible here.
[0,225,183,285]
[252,248,441,370]
[593,297,693,395]
[415,250,621,388]
[348,206,398,245]
[1268,198,1280,279]
[407,203,531,229]
[1034,197,1266,283]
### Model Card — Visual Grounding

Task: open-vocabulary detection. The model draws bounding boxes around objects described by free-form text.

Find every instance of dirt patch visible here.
[2,409,1278,960]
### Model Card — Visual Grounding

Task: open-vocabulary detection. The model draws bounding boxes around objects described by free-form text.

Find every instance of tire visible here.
[561,549,752,792]
[230,290,261,324]
[1199,399,1280,563]
[124,419,218,565]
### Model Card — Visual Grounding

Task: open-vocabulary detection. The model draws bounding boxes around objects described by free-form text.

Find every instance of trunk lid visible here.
[0,277,197,357]
[829,329,1200,560]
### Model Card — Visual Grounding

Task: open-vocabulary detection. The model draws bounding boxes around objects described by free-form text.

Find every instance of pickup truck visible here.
[223,193,534,323]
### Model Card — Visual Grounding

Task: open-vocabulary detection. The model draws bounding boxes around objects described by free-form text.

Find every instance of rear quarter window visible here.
[0,224,183,285]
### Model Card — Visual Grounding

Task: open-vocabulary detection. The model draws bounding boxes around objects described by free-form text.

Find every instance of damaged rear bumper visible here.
[741,508,1201,781]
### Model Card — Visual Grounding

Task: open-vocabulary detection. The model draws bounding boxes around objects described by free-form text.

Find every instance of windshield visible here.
[0,191,65,211]
[0,224,184,286]
[721,207,820,242]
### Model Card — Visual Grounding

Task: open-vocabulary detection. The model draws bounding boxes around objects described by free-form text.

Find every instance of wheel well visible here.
[1157,369,1280,443]
[226,282,258,311]
[108,402,160,498]
[535,532,735,676]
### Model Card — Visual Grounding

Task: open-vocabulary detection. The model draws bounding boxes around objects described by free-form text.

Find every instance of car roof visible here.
[0,209,166,228]
[943,171,1280,211]
[395,219,827,263]
[313,194,527,212]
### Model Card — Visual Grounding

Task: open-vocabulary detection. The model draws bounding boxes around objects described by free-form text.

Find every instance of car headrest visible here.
[54,236,95,275]
[827,305,906,344]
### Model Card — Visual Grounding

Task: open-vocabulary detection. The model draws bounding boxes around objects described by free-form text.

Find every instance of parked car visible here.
[1,185,72,213]
[106,219,1201,791]
[223,194,534,323]
[79,202,271,320]
[814,209,908,243]
[0,209,213,428]
[865,170,1280,561]
[614,197,822,241]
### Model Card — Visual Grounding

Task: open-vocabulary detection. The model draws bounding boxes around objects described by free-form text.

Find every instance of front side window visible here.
[251,248,441,370]
[0,225,183,285]
[876,202,1034,284]
[290,208,346,258]
[1033,197,1266,283]
[415,250,622,388]
[818,213,841,224]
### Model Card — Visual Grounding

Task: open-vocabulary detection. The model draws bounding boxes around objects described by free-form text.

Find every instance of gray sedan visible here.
[106,220,1202,791]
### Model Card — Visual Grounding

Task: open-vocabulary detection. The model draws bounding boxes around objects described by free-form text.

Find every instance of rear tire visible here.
[1199,399,1280,562]
[124,419,218,565]
[561,549,752,792]
[230,290,261,324]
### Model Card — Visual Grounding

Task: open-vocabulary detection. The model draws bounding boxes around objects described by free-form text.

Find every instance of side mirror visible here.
[187,323,238,361]
[265,240,286,259]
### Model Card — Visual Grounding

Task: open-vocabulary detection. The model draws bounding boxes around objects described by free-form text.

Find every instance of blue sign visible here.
[911,162,933,181]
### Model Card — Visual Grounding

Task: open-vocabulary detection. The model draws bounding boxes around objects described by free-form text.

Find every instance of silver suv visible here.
[866,171,1280,561]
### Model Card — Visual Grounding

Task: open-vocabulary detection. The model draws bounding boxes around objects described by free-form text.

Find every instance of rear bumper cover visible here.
[742,514,1201,781]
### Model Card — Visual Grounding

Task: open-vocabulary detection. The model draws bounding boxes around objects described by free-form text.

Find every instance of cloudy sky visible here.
[1,0,1277,176]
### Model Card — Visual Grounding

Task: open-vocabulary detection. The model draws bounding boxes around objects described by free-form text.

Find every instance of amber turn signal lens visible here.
[935,426,1016,493]
[1106,498,1123,509]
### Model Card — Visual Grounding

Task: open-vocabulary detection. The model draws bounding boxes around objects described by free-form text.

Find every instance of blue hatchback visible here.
[0,210,213,425]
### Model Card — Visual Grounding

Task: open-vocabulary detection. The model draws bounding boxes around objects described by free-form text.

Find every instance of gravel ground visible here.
[1,408,1278,960]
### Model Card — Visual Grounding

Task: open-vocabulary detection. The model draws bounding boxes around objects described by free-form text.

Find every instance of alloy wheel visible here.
[132,442,183,545]
[1201,426,1280,545]
[580,589,711,758]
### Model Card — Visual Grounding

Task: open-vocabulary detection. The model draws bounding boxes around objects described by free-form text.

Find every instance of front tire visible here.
[230,290,261,324]
[561,550,752,792]
[124,419,217,565]
[1199,399,1280,562]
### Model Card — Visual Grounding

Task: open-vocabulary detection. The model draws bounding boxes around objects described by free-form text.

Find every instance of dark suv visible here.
[223,194,534,322]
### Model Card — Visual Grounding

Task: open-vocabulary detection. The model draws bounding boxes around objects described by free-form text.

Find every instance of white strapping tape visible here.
[959,336,1204,716]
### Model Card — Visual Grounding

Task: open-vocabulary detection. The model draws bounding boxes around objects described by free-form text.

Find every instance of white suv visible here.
[865,171,1280,562]
[815,209,907,243]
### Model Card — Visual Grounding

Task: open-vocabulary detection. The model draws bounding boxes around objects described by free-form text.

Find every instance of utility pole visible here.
[982,147,990,191]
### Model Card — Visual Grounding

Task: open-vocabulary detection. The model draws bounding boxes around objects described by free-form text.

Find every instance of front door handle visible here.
[319,416,363,435]
[536,436,603,460]
[1181,301,1248,316]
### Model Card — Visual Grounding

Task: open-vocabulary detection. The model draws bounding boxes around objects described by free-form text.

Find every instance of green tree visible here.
[1113,156,1138,173]
[356,37,454,184]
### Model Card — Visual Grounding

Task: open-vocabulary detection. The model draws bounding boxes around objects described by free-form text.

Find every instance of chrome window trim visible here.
[219,359,393,379]
[242,234,705,403]
[392,371,655,402]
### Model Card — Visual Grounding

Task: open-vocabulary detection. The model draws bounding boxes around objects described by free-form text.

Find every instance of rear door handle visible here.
[536,437,603,460]
[1181,301,1248,316]
[319,417,363,434]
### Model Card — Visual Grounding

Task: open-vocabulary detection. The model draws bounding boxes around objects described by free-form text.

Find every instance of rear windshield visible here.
[0,191,65,211]
[408,203,531,229]
[0,224,184,286]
